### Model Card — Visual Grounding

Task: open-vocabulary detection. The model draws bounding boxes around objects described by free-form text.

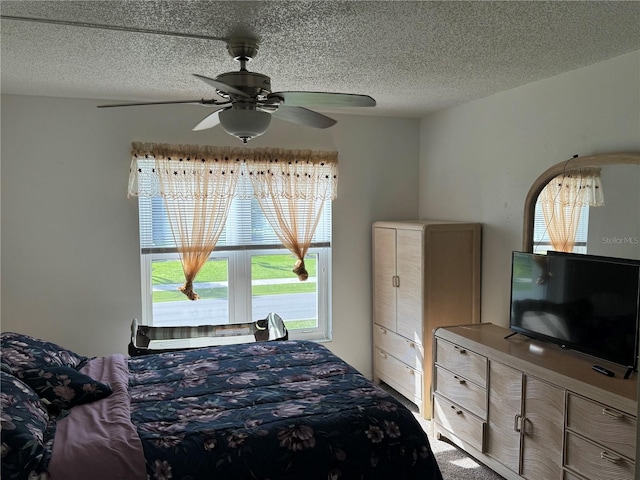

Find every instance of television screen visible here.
[509,251,640,368]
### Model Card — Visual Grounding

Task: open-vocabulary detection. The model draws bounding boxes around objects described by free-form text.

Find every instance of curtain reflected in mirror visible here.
[534,167,605,253]
[523,153,640,261]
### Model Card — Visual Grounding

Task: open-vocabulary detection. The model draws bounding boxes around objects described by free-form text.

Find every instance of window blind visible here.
[138,186,332,251]
[532,203,589,249]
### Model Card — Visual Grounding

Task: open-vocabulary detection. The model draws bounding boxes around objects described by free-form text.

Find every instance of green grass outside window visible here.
[152,255,317,302]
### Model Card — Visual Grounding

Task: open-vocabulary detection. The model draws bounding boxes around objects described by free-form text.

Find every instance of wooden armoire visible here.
[372,220,481,418]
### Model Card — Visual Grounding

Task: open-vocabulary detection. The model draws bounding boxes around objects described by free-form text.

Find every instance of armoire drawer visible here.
[564,431,635,480]
[374,347,422,402]
[435,338,487,388]
[566,393,636,460]
[373,324,423,371]
[433,393,485,452]
[434,365,486,418]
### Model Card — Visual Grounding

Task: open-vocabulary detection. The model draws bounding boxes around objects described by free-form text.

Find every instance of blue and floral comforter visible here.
[128,340,443,480]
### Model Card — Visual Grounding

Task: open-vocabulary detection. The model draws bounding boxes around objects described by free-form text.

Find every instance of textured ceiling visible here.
[1,1,640,118]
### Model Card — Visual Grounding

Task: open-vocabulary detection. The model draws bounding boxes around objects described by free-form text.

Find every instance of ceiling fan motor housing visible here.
[215,71,272,98]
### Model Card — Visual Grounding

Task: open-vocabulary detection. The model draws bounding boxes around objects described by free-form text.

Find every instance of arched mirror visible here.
[523,152,640,259]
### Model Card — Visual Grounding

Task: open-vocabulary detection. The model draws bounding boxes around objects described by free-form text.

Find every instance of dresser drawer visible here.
[434,365,486,418]
[373,324,423,371]
[374,348,422,402]
[566,393,636,460]
[565,431,635,480]
[435,338,487,388]
[433,393,485,452]
[563,471,584,480]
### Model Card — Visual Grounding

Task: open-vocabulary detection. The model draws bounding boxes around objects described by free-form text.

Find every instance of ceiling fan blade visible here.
[193,74,251,98]
[97,99,228,108]
[192,108,227,131]
[0,14,227,42]
[268,91,376,108]
[271,106,336,129]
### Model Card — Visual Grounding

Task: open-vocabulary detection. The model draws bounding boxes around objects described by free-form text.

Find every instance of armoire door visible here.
[395,228,423,340]
[373,227,397,331]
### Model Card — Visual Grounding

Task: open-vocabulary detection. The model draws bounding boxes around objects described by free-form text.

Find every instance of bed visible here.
[1,331,443,480]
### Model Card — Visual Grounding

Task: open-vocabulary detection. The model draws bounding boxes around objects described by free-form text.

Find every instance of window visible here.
[136,160,333,342]
[532,202,590,254]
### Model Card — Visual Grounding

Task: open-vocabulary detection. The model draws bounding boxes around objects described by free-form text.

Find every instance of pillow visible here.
[16,366,113,410]
[0,331,88,372]
[0,370,56,480]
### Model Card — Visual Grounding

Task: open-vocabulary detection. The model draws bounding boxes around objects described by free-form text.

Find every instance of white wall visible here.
[419,51,640,328]
[0,95,420,378]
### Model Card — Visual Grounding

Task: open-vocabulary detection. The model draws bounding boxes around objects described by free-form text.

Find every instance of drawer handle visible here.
[378,351,388,359]
[453,375,466,385]
[514,414,522,433]
[407,341,415,348]
[450,405,463,415]
[602,408,622,420]
[406,367,415,375]
[454,346,467,354]
[600,451,622,464]
[378,327,387,334]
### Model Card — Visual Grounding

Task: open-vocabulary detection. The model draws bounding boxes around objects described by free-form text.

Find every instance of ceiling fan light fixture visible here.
[219,108,271,143]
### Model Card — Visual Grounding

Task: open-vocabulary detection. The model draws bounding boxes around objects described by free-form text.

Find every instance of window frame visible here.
[133,153,335,342]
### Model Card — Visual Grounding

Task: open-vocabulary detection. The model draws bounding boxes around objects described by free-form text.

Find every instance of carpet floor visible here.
[381,383,506,480]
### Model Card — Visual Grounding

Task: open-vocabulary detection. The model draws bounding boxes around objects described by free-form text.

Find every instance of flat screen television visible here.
[509,251,640,371]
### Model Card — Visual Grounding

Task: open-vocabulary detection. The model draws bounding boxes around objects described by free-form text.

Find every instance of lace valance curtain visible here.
[128,142,338,298]
[537,167,604,208]
[537,167,604,252]
[128,142,338,200]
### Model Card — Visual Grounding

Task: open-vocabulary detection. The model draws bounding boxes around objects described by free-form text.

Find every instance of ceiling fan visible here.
[0,14,376,143]
[98,36,376,143]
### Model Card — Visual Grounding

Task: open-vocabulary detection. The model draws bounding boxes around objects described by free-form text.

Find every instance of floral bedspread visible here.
[128,340,443,480]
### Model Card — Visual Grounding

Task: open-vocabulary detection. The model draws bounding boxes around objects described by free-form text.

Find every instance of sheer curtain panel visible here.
[247,151,338,280]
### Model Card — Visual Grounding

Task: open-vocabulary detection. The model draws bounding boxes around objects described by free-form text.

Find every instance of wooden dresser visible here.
[433,323,637,480]
[372,220,481,418]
